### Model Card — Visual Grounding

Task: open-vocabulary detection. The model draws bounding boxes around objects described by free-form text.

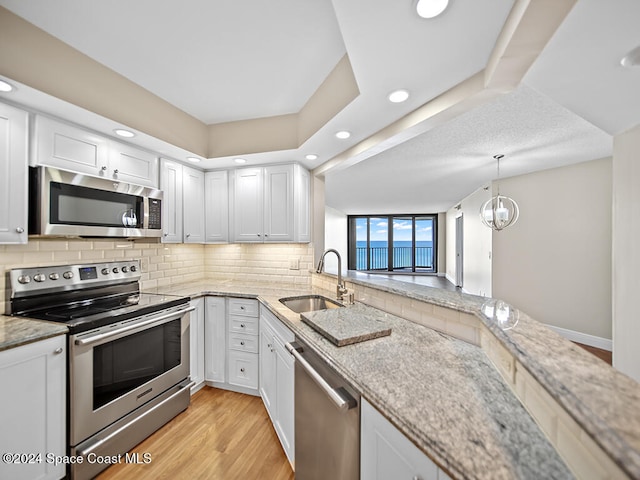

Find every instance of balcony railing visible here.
[356,246,433,271]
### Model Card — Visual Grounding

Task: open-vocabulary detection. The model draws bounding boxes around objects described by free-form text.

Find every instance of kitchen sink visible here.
[279,295,343,313]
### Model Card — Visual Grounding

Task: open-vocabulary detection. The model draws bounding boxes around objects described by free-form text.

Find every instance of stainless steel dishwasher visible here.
[286,338,360,480]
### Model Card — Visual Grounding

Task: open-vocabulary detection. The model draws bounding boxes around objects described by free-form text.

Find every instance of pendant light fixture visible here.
[480,154,520,231]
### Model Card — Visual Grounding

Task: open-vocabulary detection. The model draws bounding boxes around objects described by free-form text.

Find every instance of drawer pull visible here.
[240,306,245,310]
[240,341,245,346]
[240,368,245,373]
[240,324,245,328]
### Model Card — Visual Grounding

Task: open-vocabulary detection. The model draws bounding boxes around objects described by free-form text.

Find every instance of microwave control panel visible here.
[148,199,162,230]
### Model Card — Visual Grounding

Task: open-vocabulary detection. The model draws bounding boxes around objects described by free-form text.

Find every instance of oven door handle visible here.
[74,306,195,346]
[286,342,357,411]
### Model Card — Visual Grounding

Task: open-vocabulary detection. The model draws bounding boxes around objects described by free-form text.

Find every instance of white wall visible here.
[492,158,612,341]
[612,124,640,382]
[323,206,348,274]
[445,186,493,296]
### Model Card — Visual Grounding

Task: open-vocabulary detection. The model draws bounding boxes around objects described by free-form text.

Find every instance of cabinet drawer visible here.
[229,333,258,353]
[228,351,258,389]
[229,315,258,335]
[228,298,259,317]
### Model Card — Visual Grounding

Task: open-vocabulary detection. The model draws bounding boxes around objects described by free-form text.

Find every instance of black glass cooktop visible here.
[13,286,189,334]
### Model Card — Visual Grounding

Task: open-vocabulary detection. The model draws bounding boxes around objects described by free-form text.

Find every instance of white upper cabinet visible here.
[231,164,309,243]
[182,165,205,243]
[205,170,229,243]
[264,164,294,242]
[232,167,264,242]
[0,102,28,244]
[32,115,159,188]
[160,158,184,243]
[108,141,159,188]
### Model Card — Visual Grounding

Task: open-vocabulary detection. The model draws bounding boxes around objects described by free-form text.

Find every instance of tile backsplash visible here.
[1,240,313,313]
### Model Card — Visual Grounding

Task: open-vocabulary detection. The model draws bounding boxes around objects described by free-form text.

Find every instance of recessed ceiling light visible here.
[114,129,135,138]
[0,80,14,92]
[621,45,640,68]
[416,0,449,19]
[305,154,318,161]
[335,131,351,139]
[388,89,410,103]
[187,157,201,163]
[234,158,247,164]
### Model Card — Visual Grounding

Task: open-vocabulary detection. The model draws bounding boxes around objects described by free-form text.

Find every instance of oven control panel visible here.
[10,260,142,296]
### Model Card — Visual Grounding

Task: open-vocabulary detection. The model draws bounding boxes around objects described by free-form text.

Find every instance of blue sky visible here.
[355,217,433,242]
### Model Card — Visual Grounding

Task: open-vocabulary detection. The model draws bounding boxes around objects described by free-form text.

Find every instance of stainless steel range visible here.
[9,260,194,480]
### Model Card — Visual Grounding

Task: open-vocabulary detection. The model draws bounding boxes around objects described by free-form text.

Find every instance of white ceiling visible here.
[0,0,638,214]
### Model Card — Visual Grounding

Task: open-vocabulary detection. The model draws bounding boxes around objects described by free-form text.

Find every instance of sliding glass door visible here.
[348,215,436,273]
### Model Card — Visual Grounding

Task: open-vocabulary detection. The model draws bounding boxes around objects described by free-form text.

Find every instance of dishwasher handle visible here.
[286,342,357,411]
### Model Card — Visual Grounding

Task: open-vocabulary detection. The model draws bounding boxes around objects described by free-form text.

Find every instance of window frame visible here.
[347,214,438,274]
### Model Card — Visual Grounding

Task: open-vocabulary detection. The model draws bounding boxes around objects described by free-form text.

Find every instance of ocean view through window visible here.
[348,215,437,273]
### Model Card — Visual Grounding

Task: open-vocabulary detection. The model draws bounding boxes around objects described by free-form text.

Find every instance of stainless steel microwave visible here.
[29,166,163,238]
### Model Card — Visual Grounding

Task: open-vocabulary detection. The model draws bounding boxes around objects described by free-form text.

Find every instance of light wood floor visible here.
[97,387,294,480]
[575,342,613,365]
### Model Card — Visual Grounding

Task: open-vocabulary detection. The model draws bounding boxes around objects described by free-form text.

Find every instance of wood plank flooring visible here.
[97,387,294,480]
[575,342,613,365]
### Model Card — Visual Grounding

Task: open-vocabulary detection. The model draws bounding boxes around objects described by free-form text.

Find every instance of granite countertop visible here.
[153,279,573,479]
[0,315,68,352]
[6,274,637,478]
[336,271,640,479]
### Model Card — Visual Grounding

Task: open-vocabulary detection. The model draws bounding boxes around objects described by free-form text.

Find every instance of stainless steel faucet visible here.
[316,248,350,302]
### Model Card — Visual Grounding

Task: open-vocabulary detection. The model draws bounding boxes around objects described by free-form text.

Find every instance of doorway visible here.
[455,215,463,288]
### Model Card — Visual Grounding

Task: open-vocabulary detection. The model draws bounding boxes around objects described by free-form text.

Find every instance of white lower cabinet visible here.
[0,336,66,480]
[203,297,259,396]
[204,296,226,383]
[361,398,451,480]
[189,297,205,393]
[259,305,295,465]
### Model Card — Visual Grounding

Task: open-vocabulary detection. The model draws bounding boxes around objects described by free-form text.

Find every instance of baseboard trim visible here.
[445,273,456,285]
[544,324,612,351]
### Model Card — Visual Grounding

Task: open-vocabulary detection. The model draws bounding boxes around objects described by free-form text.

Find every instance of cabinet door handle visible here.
[240,306,245,310]
[54,347,63,354]
[113,169,119,175]
[240,368,245,373]
[240,341,245,346]
[101,165,108,171]
[240,324,245,328]
[15,227,24,234]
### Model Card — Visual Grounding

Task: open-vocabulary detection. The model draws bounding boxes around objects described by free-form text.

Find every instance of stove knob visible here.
[101,268,110,275]
[121,266,129,273]
[49,273,60,281]
[112,267,119,274]
[63,271,74,280]
[18,275,31,284]
[130,265,137,272]
[33,273,46,282]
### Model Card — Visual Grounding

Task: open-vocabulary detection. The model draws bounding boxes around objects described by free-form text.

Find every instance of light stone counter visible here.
[152,278,575,479]
[0,315,68,352]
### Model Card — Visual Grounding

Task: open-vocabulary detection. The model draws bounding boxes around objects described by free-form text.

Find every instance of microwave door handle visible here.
[74,306,195,347]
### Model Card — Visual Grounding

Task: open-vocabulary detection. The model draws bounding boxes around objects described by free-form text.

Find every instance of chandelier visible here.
[480,154,519,231]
